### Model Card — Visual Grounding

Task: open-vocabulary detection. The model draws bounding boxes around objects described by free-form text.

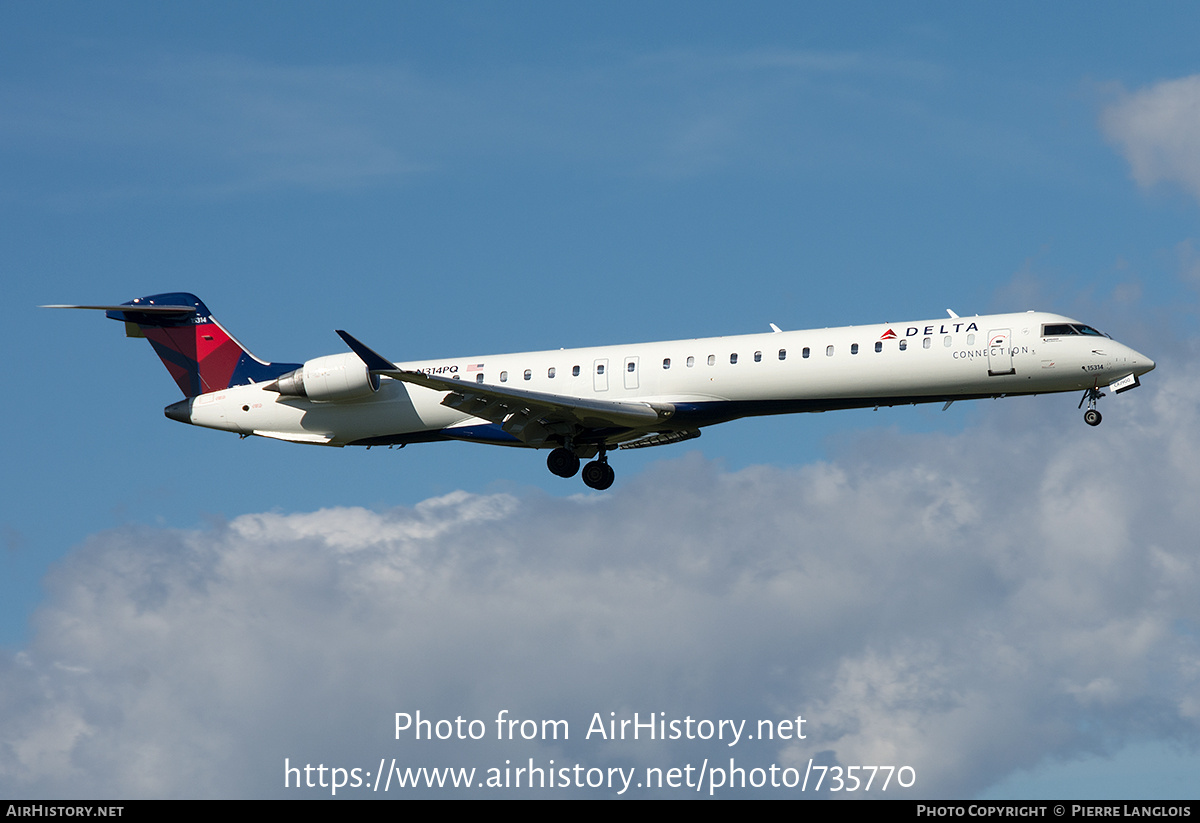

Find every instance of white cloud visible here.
[1102,75,1200,202]
[2,355,1199,798]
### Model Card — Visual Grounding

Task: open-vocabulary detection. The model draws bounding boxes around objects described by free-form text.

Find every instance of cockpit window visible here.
[1042,324,1074,336]
[1042,323,1110,338]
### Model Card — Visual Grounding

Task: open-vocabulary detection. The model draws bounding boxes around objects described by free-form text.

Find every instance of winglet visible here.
[336,330,396,373]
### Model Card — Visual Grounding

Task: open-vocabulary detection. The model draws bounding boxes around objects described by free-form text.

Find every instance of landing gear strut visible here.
[581,451,615,491]
[1079,387,1104,426]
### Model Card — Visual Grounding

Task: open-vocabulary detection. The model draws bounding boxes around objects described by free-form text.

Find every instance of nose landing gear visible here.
[1079,387,1104,426]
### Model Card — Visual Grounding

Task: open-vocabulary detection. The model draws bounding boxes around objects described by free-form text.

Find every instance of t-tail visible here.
[43,292,300,397]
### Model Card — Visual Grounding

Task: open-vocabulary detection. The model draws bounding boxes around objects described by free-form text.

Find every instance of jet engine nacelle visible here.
[268,353,379,402]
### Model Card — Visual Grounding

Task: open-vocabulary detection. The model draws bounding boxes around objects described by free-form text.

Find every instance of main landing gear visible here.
[1079,387,1104,426]
[546,447,580,478]
[581,457,615,491]
[546,446,615,490]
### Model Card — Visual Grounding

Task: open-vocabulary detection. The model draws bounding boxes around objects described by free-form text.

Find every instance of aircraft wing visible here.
[336,330,675,446]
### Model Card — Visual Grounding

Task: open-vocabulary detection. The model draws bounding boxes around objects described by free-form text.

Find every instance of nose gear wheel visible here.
[1079,387,1105,426]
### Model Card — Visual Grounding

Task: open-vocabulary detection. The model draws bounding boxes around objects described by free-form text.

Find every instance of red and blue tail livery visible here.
[48,293,299,397]
[45,292,1155,490]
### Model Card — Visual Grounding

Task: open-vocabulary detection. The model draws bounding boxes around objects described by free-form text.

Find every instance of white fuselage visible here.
[177,311,1154,448]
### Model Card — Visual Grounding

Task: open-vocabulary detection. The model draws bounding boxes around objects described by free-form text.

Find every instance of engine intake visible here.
[266,353,379,401]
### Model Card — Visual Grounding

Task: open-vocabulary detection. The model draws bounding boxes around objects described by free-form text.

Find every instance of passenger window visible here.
[802,347,810,359]
[524,369,532,381]
[923,337,931,349]
[967,334,975,345]
[730,353,738,364]
[500,371,508,382]
[754,351,762,362]
[475,373,484,383]
[687,356,695,367]
[453,375,461,380]
[944,336,952,347]
[899,340,907,351]
[778,349,786,360]
[826,345,834,356]
[572,365,580,377]
[663,358,670,369]
[851,343,859,355]
[875,341,882,353]
[548,367,556,378]
[707,355,715,366]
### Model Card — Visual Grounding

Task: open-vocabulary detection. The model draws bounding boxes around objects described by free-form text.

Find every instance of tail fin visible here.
[47,292,300,397]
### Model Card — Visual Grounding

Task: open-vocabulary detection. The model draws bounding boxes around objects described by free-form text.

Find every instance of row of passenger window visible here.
[495,365,582,383]
[483,334,979,383]
[658,333,977,367]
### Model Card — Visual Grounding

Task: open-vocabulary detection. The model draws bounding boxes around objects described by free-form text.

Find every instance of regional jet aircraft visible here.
[46,293,1155,489]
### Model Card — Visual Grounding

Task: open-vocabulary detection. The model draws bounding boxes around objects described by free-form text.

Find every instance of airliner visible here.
[47,293,1155,490]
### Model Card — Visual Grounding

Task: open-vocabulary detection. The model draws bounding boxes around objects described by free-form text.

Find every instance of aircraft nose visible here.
[1129,348,1155,375]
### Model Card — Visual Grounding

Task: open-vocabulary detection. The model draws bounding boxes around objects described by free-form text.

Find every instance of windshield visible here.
[1042,323,1110,339]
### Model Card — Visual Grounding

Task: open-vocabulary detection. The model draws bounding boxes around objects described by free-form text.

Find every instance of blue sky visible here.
[3,1,1200,799]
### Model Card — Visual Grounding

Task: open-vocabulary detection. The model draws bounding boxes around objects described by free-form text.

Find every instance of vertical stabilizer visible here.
[47,293,300,397]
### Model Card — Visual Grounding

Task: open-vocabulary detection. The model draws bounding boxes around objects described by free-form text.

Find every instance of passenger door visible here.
[623,356,639,390]
[987,329,1015,376]
[593,359,609,392]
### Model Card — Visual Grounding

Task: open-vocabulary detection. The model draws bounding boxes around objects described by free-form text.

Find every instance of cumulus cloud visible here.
[1102,75,1200,202]
[2,355,1198,798]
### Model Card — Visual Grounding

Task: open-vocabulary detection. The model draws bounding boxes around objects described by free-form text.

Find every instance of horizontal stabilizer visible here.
[41,303,197,314]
